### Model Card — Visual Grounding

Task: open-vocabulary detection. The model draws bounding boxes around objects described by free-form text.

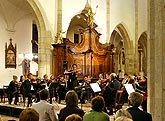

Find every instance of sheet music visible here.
[90,83,101,93]
[124,84,135,95]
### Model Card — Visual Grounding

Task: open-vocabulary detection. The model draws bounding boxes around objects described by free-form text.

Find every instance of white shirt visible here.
[32,100,58,121]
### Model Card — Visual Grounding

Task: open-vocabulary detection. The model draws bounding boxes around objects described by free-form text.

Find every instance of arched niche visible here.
[110,23,134,75]
[138,32,147,75]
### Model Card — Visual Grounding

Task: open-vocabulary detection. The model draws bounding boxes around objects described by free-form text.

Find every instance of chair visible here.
[114,90,123,111]
[3,85,9,103]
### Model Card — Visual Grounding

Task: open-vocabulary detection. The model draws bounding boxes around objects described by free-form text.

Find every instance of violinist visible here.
[49,75,59,104]
[64,64,80,90]
[135,76,147,111]
[79,75,91,103]
[40,74,50,90]
[7,75,19,105]
[58,74,67,104]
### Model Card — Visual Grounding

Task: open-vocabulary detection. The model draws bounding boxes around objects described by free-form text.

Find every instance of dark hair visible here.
[124,73,128,76]
[39,89,49,100]
[91,96,105,112]
[19,107,39,121]
[72,64,77,67]
[65,90,78,106]
[27,73,33,78]
[83,74,89,78]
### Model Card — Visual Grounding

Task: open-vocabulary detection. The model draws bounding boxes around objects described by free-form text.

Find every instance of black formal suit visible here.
[127,107,152,121]
[23,79,37,107]
[7,80,18,104]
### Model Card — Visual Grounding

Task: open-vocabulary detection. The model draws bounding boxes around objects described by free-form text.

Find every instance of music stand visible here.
[90,83,101,93]
[124,84,135,95]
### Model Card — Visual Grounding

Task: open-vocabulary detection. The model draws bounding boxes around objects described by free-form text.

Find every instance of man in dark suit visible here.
[8,75,19,105]
[127,92,152,121]
[23,73,37,107]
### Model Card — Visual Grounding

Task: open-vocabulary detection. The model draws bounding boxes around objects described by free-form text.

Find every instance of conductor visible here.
[65,64,80,90]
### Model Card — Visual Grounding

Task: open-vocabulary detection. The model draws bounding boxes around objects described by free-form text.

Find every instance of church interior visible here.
[0,0,164,121]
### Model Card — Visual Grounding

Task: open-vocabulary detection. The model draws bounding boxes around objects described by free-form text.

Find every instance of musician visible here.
[122,73,129,85]
[96,73,104,86]
[20,75,26,102]
[23,73,37,107]
[58,75,67,104]
[64,64,80,90]
[7,75,19,105]
[102,72,114,115]
[40,74,50,90]
[78,75,91,104]
[135,76,147,111]
[49,75,59,104]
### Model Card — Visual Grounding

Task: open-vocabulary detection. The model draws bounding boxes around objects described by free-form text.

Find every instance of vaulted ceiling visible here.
[0,0,33,30]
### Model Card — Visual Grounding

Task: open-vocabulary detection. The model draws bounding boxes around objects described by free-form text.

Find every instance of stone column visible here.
[106,0,110,42]
[125,48,135,75]
[38,31,52,77]
[147,0,165,120]
[134,0,139,73]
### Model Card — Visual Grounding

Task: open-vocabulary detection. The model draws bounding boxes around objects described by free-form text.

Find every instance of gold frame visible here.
[5,38,16,68]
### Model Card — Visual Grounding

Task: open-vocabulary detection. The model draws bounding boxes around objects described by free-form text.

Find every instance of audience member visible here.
[65,114,82,121]
[127,92,152,121]
[32,89,58,121]
[115,116,133,121]
[115,109,132,120]
[58,90,84,121]
[83,96,109,121]
[19,107,39,121]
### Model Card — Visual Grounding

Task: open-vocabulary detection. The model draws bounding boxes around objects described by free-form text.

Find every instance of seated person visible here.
[83,96,109,121]
[65,114,82,121]
[115,116,133,121]
[19,107,39,121]
[7,75,19,105]
[58,90,85,121]
[127,92,152,121]
[115,109,132,120]
[76,75,91,103]
[32,89,58,121]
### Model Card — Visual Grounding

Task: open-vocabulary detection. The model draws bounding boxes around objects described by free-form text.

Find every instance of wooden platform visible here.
[0,103,24,118]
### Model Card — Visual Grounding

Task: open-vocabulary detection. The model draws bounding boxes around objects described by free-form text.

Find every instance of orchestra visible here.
[5,66,148,114]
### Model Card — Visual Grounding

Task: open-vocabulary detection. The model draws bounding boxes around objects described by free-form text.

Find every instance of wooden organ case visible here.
[52,27,112,78]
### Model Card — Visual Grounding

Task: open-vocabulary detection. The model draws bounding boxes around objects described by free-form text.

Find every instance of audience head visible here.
[39,89,49,100]
[65,114,82,121]
[91,96,105,112]
[19,107,39,121]
[115,109,132,119]
[65,90,78,106]
[128,92,143,107]
[115,116,133,121]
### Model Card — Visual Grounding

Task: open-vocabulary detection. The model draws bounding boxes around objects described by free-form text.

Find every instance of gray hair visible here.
[115,116,133,121]
[115,109,132,119]
[128,92,143,107]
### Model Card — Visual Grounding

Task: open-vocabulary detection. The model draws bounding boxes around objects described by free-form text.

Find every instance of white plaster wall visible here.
[37,0,55,32]
[138,0,147,37]
[62,0,106,40]
[0,14,34,87]
[110,0,135,42]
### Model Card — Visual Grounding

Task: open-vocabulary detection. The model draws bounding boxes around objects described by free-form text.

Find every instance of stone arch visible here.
[138,31,147,75]
[110,23,134,74]
[27,0,53,76]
